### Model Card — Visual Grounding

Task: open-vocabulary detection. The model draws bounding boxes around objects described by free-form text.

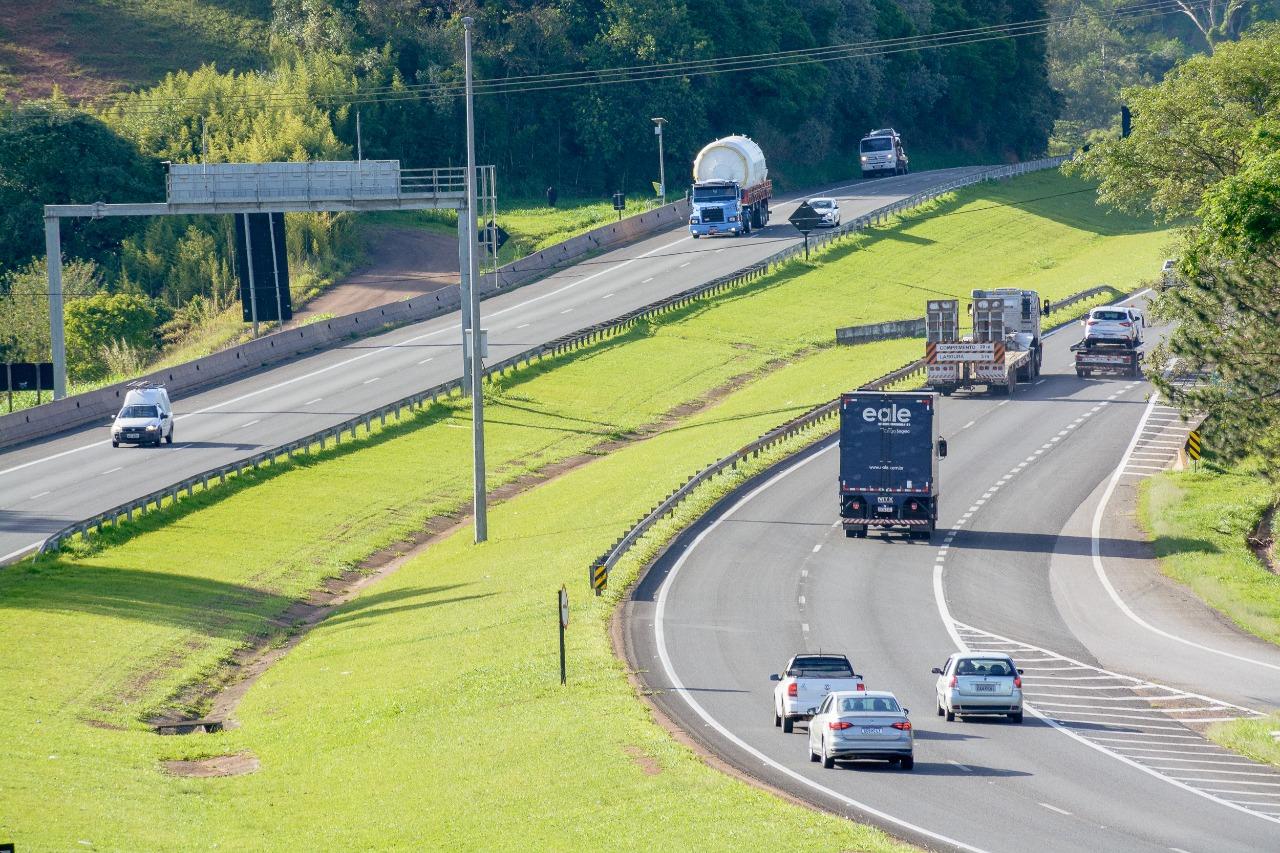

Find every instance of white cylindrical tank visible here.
[692,135,768,187]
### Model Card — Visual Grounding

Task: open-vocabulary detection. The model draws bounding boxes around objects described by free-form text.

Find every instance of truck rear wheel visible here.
[782,716,794,733]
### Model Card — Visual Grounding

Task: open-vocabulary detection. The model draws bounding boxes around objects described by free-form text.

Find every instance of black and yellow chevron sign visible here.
[591,564,608,595]
[1185,430,1202,460]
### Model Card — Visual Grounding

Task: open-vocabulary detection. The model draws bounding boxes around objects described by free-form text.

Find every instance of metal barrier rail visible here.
[29,157,1068,562]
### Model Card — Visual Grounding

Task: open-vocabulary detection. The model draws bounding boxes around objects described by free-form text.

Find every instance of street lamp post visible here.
[462,16,488,543]
[652,117,667,206]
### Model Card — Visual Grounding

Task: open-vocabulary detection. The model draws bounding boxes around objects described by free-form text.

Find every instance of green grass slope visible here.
[0,171,1172,848]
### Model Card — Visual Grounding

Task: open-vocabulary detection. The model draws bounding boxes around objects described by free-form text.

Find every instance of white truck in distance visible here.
[860,128,909,178]
[688,135,773,238]
[771,653,865,733]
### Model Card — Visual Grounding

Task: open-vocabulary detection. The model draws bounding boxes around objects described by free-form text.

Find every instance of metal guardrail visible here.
[584,277,1117,594]
[28,157,1068,562]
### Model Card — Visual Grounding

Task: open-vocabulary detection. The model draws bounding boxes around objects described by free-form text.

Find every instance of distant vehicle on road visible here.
[839,391,945,540]
[111,386,174,448]
[771,653,864,733]
[1083,306,1142,348]
[933,652,1024,723]
[806,197,841,227]
[859,129,909,178]
[688,136,773,238]
[925,290,1045,396]
[808,690,915,769]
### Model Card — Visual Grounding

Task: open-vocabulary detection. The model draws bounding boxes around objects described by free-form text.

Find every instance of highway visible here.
[0,166,988,563]
[623,300,1280,853]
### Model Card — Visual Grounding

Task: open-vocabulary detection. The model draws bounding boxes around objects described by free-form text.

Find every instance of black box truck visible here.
[839,391,945,540]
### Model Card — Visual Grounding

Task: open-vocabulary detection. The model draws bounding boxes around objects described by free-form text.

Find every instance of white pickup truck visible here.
[771,653,865,732]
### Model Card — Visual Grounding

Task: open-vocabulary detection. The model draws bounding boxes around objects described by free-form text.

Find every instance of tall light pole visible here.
[462,15,488,543]
[652,117,667,206]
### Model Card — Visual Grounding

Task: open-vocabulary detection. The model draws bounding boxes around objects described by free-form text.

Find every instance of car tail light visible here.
[1119,321,1132,327]
[787,682,798,697]
[829,721,853,730]
[949,675,957,688]
[856,683,865,691]
[892,721,912,731]
[1014,675,1022,689]
[1086,319,1097,326]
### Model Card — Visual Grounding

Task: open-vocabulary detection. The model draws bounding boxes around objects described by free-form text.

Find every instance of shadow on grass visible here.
[324,585,496,628]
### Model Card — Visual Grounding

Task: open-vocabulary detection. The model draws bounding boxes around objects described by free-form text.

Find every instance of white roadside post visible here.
[463,15,488,543]
[43,214,67,399]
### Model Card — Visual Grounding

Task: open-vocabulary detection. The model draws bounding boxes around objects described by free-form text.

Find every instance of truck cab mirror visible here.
[1042,299,1051,316]
[769,673,781,681]
[966,302,973,314]
[937,439,948,458]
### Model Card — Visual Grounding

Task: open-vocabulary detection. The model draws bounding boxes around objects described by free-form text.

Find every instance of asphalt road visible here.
[0,167,988,563]
[625,300,1280,852]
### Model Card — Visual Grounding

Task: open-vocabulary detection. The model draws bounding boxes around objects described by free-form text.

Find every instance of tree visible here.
[63,291,168,380]
[0,258,101,363]
[1173,0,1249,49]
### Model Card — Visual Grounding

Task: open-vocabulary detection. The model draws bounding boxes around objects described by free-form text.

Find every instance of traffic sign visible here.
[1185,430,1202,461]
[788,201,826,233]
[478,220,509,252]
[559,585,570,628]
[591,563,607,595]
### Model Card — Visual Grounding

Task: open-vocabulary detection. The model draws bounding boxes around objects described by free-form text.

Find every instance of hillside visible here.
[0,0,269,101]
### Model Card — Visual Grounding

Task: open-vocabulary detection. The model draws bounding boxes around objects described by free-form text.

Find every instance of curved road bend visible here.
[625,300,1280,853]
[0,167,988,562]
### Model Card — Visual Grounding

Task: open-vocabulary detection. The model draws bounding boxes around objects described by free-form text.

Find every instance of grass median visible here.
[1,170,1172,848]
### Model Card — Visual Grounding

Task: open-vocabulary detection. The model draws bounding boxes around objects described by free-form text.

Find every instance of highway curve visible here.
[624,298,1280,853]
[0,167,987,563]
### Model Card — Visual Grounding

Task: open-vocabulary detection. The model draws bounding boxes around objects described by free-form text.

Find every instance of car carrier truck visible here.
[1072,340,1143,377]
[839,391,946,540]
[859,129,909,178]
[924,290,1046,396]
[689,136,773,238]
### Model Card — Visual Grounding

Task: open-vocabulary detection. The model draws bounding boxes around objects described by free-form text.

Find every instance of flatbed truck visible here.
[1072,340,1143,377]
[924,290,1046,396]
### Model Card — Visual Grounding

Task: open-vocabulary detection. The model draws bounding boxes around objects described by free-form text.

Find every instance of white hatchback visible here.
[1084,306,1142,348]
[806,197,841,227]
[933,652,1023,723]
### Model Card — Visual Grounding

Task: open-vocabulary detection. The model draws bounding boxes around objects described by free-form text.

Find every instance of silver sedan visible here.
[933,652,1024,722]
[807,690,914,769]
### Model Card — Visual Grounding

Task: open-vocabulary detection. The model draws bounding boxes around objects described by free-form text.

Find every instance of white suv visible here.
[1084,306,1142,348]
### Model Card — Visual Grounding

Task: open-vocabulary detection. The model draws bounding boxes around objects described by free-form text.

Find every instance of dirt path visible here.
[292,226,459,323]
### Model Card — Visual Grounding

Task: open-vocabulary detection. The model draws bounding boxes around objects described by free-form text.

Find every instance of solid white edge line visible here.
[654,442,991,853]
[1089,393,1280,672]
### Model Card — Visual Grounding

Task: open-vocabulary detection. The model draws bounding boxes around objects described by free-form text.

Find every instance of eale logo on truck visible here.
[862,403,912,424]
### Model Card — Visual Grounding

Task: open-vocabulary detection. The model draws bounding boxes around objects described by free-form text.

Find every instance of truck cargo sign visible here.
[839,392,935,493]
[933,341,1000,362]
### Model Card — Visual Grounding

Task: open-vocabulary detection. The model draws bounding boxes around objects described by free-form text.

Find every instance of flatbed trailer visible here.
[925,345,1031,396]
[1072,340,1143,377]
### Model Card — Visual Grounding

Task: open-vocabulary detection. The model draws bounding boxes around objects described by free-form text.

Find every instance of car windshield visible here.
[788,656,854,677]
[861,137,893,152]
[956,658,1014,677]
[694,186,736,202]
[1092,310,1128,321]
[839,696,900,713]
[119,405,159,419]
[809,200,832,209]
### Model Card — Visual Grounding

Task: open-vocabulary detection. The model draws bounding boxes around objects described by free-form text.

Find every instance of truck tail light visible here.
[949,675,957,688]
[856,683,865,692]
[787,682,798,698]
[892,721,912,731]
[909,501,919,511]
[1014,675,1022,689]
[829,721,853,730]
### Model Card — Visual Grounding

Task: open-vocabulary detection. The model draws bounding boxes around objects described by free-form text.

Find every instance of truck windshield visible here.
[119,405,159,419]
[788,656,854,677]
[860,137,893,152]
[694,186,737,202]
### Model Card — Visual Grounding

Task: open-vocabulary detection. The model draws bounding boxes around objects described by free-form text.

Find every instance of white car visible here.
[771,653,864,733]
[933,652,1023,723]
[807,690,914,769]
[806,197,841,227]
[111,386,174,447]
[1083,306,1142,348]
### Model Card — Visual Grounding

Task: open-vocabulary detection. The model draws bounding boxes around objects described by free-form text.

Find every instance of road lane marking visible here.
[100,467,122,475]
[516,324,530,329]
[679,262,691,268]
[798,595,806,605]
[561,308,574,314]
[811,544,821,553]
[29,490,50,500]
[642,277,654,283]
[948,760,972,772]
[962,420,975,429]
[239,420,261,428]
[1039,803,1072,816]
[304,398,323,405]
[362,377,380,384]
[602,293,615,299]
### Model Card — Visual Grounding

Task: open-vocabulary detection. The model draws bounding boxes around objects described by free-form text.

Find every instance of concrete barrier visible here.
[835,317,926,345]
[0,199,690,450]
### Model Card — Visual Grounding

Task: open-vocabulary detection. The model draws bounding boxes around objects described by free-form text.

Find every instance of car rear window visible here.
[956,658,1014,676]
[120,405,159,418]
[1092,310,1127,321]
[789,656,854,677]
[839,696,900,713]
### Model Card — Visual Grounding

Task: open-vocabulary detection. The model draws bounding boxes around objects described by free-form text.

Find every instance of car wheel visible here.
[774,709,781,728]
[782,716,794,734]
[691,233,700,239]
[901,756,914,770]
[111,440,119,448]
[1010,712,1024,724]
[937,699,944,717]
[822,742,835,769]
[945,708,955,722]
[809,746,820,763]
[165,428,173,445]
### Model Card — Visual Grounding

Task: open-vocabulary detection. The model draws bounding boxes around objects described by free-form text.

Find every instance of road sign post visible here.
[591,563,607,595]
[558,585,569,685]
[1186,429,1202,471]
[788,201,826,260]
[613,191,626,221]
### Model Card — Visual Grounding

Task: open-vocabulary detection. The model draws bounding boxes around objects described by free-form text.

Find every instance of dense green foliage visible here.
[1071,24,1280,479]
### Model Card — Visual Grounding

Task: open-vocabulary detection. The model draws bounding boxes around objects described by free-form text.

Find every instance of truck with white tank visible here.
[859,129,909,178]
[924,289,1047,396]
[839,391,945,540]
[688,136,772,238]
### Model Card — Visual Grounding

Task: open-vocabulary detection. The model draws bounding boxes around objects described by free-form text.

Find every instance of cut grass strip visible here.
[1139,461,1280,646]
[1208,713,1280,769]
[0,170,1171,847]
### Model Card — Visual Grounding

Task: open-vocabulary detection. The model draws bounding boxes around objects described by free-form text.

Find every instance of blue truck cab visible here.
[689,181,748,237]
[839,391,945,540]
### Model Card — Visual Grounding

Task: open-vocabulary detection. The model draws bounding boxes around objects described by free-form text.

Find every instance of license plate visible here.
[975,683,996,692]
[861,727,883,734]
[709,227,718,234]
[125,433,140,439]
